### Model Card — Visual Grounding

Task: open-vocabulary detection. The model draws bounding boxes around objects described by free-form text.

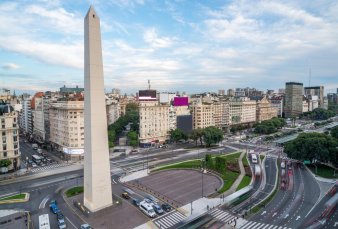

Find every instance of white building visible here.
[49,99,84,160]
[20,98,32,135]
[229,97,256,125]
[0,103,20,171]
[106,99,120,126]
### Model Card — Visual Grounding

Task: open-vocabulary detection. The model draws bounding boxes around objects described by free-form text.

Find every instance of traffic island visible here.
[62,187,148,229]
[0,193,30,204]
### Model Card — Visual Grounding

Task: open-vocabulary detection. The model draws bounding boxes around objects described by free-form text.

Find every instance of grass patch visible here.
[236,175,251,191]
[260,154,265,161]
[218,171,240,193]
[156,160,201,171]
[65,186,84,198]
[0,193,26,201]
[307,164,338,179]
[242,153,249,167]
[220,152,241,162]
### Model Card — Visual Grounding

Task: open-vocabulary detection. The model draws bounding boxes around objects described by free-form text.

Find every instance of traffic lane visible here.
[325,208,338,228]
[287,167,320,228]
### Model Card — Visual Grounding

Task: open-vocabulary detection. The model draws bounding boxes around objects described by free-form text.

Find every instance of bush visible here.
[66,186,84,197]
[0,159,12,167]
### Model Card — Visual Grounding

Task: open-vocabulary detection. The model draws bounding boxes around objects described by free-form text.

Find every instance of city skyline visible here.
[1,0,338,94]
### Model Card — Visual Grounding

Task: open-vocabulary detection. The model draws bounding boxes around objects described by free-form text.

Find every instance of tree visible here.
[284,132,338,164]
[331,126,338,140]
[300,108,335,120]
[203,126,224,147]
[170,128,187,143]
[215,156,227,174]
[0,159,11,168]
[190,129,201,146]
[205,154,214,169]
[127,131,138,147]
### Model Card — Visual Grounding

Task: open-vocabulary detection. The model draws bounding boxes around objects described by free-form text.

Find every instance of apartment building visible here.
[269,96,283,117]
[192,101,214,129]
[20,98,33,135]
[106,99,120,126]
[304,86,324,108]
[49,98,84,160]
[0,103,20,171]
[229,97,256,125]
[213,99,230,130]
[256,97,278,122]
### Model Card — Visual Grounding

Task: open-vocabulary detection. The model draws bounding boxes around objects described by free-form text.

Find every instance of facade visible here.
[269,96,283,117]
[59,85,84,95]
[256,97,277,122]
[192,101,214,129]
[0,103,20,171]
[213,99,230,130]
[218,89,225,96]
[139,100,170,145]
[106,99,120,125]
[229,97,256,125]
[302,98,309,113]
[304,86,324,108]
[284,82,303,118]
[227,89,234,97]
[49,99,84,159]
[20,98,33,135]
[32,92,45,142]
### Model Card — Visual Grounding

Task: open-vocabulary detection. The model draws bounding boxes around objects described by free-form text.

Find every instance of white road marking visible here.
[272,212,277,217]
[66,217,78,229]
[334,222,338,227]
[284,214,289,219]
[261,211,267,215]
[296,216,301,221]
[39,195,50,209]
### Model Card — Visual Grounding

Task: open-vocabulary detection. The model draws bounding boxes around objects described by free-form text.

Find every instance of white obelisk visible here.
[84,5,113,212]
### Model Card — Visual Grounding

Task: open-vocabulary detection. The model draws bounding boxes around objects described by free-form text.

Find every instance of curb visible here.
[0,192,30,204]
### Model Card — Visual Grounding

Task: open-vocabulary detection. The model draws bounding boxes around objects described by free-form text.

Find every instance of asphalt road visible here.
[251,160,320,228]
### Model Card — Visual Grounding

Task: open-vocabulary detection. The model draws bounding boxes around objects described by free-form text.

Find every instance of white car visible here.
[81,224,93,229]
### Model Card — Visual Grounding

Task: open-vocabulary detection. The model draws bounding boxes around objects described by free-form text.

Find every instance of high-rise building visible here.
[192,100,214,129]
[229,97,256,125]
[304,86,324,108]
[32,92,45,143]
[0,102,20,171]
[20,98,32,135]
[284,82,303,118]
[218,89,225,96]
[227,89,234,97]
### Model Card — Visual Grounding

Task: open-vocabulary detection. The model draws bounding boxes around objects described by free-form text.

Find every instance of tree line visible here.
[253,117,286,134]
[170,126,224,147]
[108,103,139,148]
[300,108,335,120]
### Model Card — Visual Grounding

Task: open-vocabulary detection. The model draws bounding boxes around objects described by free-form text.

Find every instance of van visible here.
[251,154,258,164]
[139,201,156,218]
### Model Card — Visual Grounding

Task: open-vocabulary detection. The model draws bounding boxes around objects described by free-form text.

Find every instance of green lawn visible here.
[220,152,241,163]
[156,160,202,171]
[0,193,26,201]
[236,175,251,191]
[242,153,249,167]
[307,164,338,179]
[65,186,84,197]
[218,171,240,193]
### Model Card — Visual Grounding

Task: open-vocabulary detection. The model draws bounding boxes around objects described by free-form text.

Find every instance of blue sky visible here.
[0,0,337,95]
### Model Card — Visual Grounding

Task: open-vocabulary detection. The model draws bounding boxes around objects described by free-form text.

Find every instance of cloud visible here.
[143,28,175,48]
[1,63,21,70]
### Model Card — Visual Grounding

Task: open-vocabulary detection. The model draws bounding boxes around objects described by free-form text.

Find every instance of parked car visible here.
[31,163,38,168]
[161,203,172,212]
[27,159,33,164]
[153,204,164,215]
[122,192,130,199]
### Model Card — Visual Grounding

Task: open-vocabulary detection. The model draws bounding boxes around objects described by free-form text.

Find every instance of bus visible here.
[32,154,42,165]
[39,214,50,229]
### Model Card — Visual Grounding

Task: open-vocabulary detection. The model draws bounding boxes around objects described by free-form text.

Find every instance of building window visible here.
[3,145,6,151]
[14,150,18,155]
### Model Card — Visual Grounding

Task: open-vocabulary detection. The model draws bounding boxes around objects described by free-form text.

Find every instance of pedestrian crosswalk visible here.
[153,210,186,229]
[210,208,238,224]
[30,163,69,173]
[240,221,292,229]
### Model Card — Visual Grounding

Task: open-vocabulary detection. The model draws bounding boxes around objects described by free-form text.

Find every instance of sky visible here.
[0,0,338,95]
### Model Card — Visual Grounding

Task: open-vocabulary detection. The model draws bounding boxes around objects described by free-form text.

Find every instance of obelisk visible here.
[83,5,113,212]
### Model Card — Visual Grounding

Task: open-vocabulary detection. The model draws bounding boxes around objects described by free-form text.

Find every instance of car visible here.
[152,204,164,214]
[161,203,172,212]
[132,198,141,206]
[144,198,153,204]
[50,200,60,214]
[57,213,66,229]
[122,192,130,199]
[80,224,93,229]
[31,163,38,168]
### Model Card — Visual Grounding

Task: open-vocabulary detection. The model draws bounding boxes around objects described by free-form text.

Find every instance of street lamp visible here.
[201,159,204,197]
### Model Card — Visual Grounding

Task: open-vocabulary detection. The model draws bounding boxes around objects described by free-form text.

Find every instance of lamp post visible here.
[201,159,204,198]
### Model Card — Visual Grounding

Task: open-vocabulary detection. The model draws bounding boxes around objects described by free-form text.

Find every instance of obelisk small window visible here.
[93,14,95,18]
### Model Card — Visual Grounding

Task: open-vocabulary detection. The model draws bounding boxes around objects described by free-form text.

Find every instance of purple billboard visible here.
[173,97,188,106]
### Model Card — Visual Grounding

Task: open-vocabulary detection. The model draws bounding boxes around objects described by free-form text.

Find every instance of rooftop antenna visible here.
[308,67,312,87]
[148,79,151,90]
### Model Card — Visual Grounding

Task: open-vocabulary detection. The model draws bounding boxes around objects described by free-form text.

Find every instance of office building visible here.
[284,82,303,118]
[304,86,324,108]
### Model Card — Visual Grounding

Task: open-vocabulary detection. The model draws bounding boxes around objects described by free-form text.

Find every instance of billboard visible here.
[139,90,157,100]
[173,97,188,106]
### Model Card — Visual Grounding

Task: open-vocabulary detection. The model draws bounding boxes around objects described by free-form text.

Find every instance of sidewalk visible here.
[222,151,246,196]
